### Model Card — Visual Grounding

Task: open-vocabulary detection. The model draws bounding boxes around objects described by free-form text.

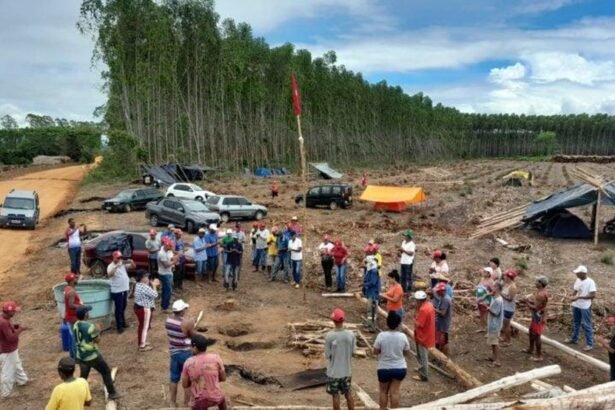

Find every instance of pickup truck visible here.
[145,197,220,233]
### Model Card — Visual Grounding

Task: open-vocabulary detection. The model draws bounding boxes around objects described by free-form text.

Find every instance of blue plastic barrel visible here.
[60,322,72,352]
[53,279,113,330]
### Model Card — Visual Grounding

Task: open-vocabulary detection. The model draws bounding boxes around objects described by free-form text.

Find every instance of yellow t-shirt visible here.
[267,234,277,256]
[46,378,92,410]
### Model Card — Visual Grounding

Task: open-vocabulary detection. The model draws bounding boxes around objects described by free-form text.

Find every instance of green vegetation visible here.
[515,257,529,272]
[85,130,144,183]
[600,251,613,266]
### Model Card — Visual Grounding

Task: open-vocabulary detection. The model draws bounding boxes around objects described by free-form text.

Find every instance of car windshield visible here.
[184,201,209,212]
[116,191,133,199]
[3,197,34,210]
[189,184,203,191]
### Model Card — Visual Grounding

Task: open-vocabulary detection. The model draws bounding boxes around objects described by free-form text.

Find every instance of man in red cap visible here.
[324,308,355,410]
[433,282,452,356]
[107,250,134,333]
[145,228,161,279]
[0,301,28,398]
[64,272,84,358]
[597,316,615,381]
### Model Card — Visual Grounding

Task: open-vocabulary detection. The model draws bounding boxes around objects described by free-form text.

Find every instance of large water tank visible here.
[53,279,113,329]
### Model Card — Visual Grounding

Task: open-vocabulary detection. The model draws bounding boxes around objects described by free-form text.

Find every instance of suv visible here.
[166,183,215,201]
[0,189,40,229]
[145,197,220,233]
[102,188,163,213]
[205,195,267,223]
[295,184,352,210]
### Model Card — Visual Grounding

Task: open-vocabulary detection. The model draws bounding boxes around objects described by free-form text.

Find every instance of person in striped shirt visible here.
[165,299,197,408]
[133,270,160,352]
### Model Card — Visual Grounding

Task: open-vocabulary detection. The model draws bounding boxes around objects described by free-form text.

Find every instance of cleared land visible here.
[1,159,614,409]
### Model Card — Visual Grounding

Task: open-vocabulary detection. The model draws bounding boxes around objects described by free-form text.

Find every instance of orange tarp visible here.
[360,186,426,204]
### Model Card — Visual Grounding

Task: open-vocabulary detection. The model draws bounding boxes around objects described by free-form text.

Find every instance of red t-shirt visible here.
[415,302,436,348]
[0,315,20,353]
[330,245,348,266]
[182,353,225,404]
[64,286,82,323]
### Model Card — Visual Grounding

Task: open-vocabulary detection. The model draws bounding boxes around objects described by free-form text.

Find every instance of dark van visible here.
[295,184,353,210]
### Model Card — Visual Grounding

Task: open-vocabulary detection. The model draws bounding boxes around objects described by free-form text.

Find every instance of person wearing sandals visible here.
[501,270,518,346]
[134,270,160,352]
[484,280,504,367]
[373,311,410,410]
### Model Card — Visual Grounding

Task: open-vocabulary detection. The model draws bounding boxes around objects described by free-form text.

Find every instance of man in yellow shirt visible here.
[46,357,92,410]
[266,226,279,275]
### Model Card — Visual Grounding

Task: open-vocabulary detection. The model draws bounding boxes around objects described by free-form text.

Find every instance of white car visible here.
[165,183,215,201]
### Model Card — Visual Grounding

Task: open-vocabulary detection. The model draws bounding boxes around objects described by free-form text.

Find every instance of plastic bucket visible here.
[53,279,113,329]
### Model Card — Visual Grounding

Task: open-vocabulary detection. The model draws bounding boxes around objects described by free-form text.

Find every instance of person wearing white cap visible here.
[413,291,434,382]
[192,228,208,283]
[564,265,597,351]
[165,300,197,407]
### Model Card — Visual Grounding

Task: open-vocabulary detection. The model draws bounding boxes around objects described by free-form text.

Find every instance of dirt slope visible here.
[0,165,90,276]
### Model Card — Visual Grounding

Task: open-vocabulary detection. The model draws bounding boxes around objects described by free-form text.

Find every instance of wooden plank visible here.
[594,190,601,245]
[321,293,355,297]
[407,365,561,409]
[510,321,610,372]
[353,383,379,409]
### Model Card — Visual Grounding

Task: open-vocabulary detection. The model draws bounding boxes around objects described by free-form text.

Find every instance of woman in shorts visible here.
[373,311,410,410]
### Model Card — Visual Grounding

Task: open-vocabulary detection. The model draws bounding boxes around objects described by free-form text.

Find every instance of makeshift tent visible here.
[309,162,343,179]
[502,170,534,187]
[141,165,177,186]
[360,185,426,212]
[532,210,592,239]
[254,168,273,177]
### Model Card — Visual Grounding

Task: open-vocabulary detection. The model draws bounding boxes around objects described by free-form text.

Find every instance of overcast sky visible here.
[2,0,615,124]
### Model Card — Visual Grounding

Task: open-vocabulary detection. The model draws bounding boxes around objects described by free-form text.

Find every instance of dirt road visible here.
[0,165,90,276]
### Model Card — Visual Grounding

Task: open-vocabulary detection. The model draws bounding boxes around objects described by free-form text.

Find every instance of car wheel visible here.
[186,220,195,233]
[255,211,264,220]
[150,214,159,227]
[296,198,304,207]
[90,260,106,278]
[124,204,132,213]
[221,213,230,223]
[195,196,203,201]
[329,201,338,210]
[166,193,174,197]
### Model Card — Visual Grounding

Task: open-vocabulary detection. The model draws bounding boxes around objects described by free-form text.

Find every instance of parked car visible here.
[102,188,163,213]
[166,183,215,201]
[205,195,267,223]
[145,198,220,233]
[82,230,195,277]
[0,189,40,230]
[295,184,353,210]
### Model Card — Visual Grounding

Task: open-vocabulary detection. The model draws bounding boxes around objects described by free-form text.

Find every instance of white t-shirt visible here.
[430,261,449,278]
[158,249,174,276]
[400,240,416,265]
[289,238,303,261]
[364,255,378,271]
[318,242,334,254]
[374,331,410,370]
[107,261,130,293]
[572,277,597,310]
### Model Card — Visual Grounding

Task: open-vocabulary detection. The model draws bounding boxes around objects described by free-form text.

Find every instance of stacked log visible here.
[470,204,529,239]
[287,320,370,358]
[553,154,615,163]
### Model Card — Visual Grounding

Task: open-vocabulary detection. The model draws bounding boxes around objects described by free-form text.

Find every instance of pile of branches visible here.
[553,154,615,163]
[287,320,372,358]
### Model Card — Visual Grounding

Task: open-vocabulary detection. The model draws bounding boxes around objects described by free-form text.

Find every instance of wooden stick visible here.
[352,383,379,409]
[510,321,610,372]
[195,310,204,326]
[407,365,561,409]
[235,398,257,406]
[321,293,355,298]
[354,293,482,388]
[356,330,373,352]
[562,385,576,393]
[594,190,601,245]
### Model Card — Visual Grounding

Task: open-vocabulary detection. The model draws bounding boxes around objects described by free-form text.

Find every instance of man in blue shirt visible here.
[161,224,176,243]
[192,228,208,283]
[205,224,220,282]
[271,229,291,282]
[224,235,243,291]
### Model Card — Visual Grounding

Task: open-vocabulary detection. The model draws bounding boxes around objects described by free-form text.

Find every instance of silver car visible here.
[205,195,267,223]
[0,189,40,230]
[145,197,220,233]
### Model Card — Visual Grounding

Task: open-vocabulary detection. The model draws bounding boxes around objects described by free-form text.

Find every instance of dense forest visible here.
[72,0,615,170]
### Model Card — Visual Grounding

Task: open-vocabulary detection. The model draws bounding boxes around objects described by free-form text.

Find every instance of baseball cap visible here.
[65,272,78,283]
[191,334,208,351]
[331,308,345,322]
[112,250,122,259]
[403,230,414,238]
[504,269,518,279]
[58,357,76,372]
[414,290,428,300]
[172,299,190,312]
[434,283,447,293]
[2,301,21,314]
[608,316,615,325]
[135,270,149,281]
[209,224,218,231]
[291,216,298,221]
[226,228,233,235]
[168,224,175,229]
[573,265,588,274]
[432,250,443,259]
[198,227,206,233]
[162,237,173,246]
[76,305,92,320]
[149,228,157,236]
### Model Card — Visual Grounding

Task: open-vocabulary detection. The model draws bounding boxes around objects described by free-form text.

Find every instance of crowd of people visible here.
[1,214,614,410]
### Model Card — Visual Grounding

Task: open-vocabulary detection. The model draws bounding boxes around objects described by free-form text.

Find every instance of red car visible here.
[82,230,195,277]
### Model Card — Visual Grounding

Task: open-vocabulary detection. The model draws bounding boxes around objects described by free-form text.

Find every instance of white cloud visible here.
[524,52,615,85]
[489,62,527,84]
[514,0,579,14]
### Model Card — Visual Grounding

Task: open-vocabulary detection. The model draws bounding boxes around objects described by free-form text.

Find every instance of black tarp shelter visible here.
[309,162,343,179]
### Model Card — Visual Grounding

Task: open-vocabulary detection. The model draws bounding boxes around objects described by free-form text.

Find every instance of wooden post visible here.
[511,321,610,372]
[594,190,601,245]
[406,365,561,409]
[296,114,308,302]
[354,293,482,388]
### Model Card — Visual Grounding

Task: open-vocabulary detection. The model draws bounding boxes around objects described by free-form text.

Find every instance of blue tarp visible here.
[255,168,273,177]
[309,162,343,179]
[523,183,615,223]
[541,210,592,239]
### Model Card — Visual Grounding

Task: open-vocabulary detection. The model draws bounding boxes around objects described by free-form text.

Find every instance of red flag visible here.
[291,73,302,116]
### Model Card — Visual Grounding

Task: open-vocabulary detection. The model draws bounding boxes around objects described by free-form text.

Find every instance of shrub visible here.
[600,252,613,266]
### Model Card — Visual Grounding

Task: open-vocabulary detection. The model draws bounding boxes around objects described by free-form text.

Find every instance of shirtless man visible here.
[523,276,549,361]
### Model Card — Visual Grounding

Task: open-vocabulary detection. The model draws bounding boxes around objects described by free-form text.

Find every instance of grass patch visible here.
[600,252,613,266]
[515,257,529,272]
[459,185,473,197]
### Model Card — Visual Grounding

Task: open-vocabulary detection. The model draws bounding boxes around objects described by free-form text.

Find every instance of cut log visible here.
[562,385,576,393]
[353,383,379,409]
[321,293,355,297]
[354,293,482,388]
[407,365,561,409]
[510,321,610,372]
